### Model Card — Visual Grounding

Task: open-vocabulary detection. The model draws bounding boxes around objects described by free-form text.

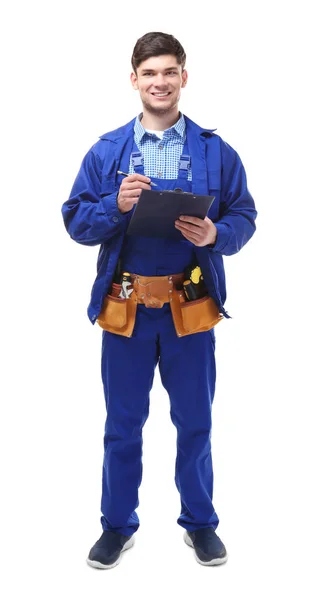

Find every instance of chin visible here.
[143,99,177,114]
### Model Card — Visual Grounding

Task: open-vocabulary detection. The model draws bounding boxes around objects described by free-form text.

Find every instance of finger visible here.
[179,215,205,226]
[122,174,151,184]
[177,230,199,244]
[176,226,206,244]
[122,181,151,191]
[175,222,203,236]
[175,224,202,242]
[121,188,144,199]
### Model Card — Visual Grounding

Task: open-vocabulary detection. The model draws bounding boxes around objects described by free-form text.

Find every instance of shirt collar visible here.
[134,112,186,143]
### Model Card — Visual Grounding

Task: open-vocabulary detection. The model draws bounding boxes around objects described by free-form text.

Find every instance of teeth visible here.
[153,93,169,96]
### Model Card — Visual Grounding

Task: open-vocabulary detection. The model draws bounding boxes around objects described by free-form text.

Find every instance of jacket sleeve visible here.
[210,140,257,256]
[61,146,129,246]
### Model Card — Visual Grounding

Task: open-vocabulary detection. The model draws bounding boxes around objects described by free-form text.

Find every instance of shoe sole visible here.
[86,536,135,569]
[183,531,228,566]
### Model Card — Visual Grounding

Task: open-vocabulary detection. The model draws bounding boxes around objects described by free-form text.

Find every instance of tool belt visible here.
[132,272,184,307]
[96,272,223,338]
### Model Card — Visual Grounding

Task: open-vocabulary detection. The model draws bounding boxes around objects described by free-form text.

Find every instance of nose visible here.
[153,73,167,87]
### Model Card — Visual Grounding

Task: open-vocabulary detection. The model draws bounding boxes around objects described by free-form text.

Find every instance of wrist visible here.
[209,224,217,246]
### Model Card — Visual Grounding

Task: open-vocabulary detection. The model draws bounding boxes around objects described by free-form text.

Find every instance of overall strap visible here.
[131,148,145,175]
[178,138,191,180]
[131,139,192,179]
[129,132,222,188]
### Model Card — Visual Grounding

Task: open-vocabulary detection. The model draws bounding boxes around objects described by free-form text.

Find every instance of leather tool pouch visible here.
[96,284,137,337]
[134,275,175,308]
[170,288,223,337]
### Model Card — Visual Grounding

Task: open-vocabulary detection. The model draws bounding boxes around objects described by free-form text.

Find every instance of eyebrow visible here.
[141,67,179,73]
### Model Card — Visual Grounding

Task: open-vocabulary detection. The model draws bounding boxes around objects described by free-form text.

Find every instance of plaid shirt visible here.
[128,112,192,181]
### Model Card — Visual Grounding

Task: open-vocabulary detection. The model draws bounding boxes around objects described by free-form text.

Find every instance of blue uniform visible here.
[62,114,257,536]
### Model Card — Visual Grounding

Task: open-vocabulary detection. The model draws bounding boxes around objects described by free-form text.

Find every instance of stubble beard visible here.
[142,92,180,116]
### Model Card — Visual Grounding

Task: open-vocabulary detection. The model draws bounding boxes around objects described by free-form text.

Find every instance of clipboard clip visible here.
[161,188,193,195]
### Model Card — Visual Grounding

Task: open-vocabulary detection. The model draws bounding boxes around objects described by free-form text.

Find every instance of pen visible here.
[117,170,158,187]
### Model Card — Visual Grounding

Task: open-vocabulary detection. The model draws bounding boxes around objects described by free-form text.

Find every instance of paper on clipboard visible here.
[126,189,215,239]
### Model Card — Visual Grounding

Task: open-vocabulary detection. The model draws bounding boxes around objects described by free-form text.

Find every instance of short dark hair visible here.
[131,32,186,73]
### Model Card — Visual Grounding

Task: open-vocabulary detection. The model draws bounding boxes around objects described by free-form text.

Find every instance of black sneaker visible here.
[86,530,135,569]
[184,527,228,566]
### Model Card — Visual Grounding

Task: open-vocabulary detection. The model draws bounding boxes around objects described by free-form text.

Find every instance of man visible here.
[62,31,257,569]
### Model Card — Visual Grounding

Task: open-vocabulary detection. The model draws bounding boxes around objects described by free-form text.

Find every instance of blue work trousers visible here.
[100,302,219,536]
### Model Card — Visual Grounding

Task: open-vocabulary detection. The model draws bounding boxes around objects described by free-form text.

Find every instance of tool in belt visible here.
[96,264,223,337]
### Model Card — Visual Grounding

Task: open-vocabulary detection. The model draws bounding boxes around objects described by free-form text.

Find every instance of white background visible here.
[1,0,319,598]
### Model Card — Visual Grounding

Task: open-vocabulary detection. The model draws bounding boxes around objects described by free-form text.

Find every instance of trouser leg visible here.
[159,322,219,532]
[100,328,158,536]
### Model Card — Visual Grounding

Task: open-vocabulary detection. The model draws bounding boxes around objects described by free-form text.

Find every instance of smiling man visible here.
[62,31,257,569]
[131,56,187,119]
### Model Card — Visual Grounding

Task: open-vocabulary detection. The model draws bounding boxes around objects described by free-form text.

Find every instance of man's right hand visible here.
[117,174,152,214]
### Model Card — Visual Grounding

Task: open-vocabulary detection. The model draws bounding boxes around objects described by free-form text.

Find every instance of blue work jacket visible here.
[62,115,257,324]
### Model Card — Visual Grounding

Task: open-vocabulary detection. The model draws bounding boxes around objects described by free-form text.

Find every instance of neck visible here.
[140,107,180,131]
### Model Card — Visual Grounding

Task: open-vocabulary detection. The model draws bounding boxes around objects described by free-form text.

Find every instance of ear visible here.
[181,69,188,88]
[130,71,138,90]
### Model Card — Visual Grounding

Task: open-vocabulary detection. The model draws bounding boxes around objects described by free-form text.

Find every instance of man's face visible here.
[130,55,188,115]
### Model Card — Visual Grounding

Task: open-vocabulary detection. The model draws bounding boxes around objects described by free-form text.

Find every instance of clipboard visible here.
[126,189,215,239]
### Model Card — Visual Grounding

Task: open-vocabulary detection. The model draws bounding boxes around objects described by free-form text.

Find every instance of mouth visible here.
[151,92,171,98]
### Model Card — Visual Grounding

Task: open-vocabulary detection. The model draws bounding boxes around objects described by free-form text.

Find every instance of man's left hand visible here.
[175,215,217,247]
